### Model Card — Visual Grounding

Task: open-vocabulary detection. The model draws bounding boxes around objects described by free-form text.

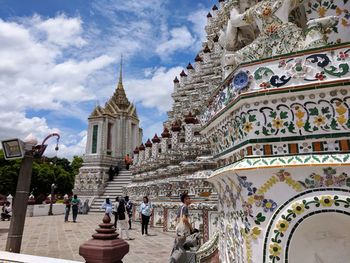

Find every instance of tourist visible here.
[176,193,193,236]
[64,194,71,222]
[169,193,200,262]
[101,197,113,219]
[108,165,114,181]
[113,196,119,228]
[124,154,132,170]
[139,196,153,236]
[71,194,81,223]
[117,198,134,240]
[124,196,133,229]
[1,202,11,221]
[113,165,119,177]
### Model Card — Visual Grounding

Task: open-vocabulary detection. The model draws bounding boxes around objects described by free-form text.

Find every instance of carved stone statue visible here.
[222,0,339,77]
[225,0,305,71]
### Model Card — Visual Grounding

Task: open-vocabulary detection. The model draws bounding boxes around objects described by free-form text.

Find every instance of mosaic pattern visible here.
[207,88,350,157]
[213,153,350,177]
[210,163,350,263]
[264,189,350,262]
[299,167,350,188]
[201,45,350,124]
[304,0,350,44]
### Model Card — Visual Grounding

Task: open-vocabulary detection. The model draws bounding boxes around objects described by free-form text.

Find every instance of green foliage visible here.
[0,150,83,196]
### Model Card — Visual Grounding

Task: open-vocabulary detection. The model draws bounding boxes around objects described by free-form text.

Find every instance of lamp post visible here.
[2,133,60,253]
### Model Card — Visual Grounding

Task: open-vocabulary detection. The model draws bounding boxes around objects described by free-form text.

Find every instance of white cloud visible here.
[0,16,113,159]
[125,66,182,113]
[33,15,86,48]
[187,9,208,49]
[156,27,196,57]
[0,1,212,159]
[140,119,164,142]
[53,131,87,160]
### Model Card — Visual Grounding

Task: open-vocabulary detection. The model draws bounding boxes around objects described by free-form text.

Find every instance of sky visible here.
[0,0,216,159]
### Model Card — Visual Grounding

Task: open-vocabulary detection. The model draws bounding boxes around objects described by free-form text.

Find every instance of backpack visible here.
[176,206,191,237]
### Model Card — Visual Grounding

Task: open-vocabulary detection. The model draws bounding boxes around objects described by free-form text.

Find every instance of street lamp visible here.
[1,133,60,253]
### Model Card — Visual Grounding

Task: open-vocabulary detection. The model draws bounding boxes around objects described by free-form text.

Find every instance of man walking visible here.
[71,194,80,223]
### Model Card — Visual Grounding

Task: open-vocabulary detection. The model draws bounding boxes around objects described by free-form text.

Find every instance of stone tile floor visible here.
[0,214,174,263]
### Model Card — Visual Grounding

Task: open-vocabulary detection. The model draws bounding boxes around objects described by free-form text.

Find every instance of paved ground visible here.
[0,214,174,263]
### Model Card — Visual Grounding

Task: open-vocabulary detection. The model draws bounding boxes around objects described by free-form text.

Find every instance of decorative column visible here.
[184,112,197,143]
[186,63,194,82]
[144,139,152,160]
[163,208,168,232]
[203,44,211,63]
[206,12,212,26]
[203,209,209,243]
[194,54,203,72]
[151,134,161,159]
[173,77,180,92]
[161,127,171,154]
[79,214,129,263]
[180,70,187,86]
[133,147,139,165]
[138,143,145,165]
[211,4,218,18]
[171,121,181,150]
[213,34,221,53]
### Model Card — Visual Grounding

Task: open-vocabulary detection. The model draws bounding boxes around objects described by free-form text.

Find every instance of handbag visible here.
[175,206,191,237]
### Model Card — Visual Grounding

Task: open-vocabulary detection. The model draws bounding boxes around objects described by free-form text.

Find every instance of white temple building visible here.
[74,62,142,196]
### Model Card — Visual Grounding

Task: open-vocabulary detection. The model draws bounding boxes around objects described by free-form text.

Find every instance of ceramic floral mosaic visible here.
[206,87,350,157]
[202,45,350,124]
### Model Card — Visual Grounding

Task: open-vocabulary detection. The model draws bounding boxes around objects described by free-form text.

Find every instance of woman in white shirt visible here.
[101,197,113,219]
[139,196,153,236]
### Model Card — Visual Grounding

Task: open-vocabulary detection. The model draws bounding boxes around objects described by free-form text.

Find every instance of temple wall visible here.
[209,163,350,263]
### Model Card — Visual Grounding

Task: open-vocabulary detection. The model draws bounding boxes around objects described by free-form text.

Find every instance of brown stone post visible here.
[79,214,129,263]
[203,209,209,243]
[163,208,168,232]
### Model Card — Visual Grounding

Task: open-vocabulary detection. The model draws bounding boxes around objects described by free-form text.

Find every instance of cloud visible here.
[187,9,208,49]
[0,1,213,159]
[156,27,196,57]
[53,131,87,160]
[125,66,182,113]
[140,119,164,142]
[0,15,113,159]
[33,15,87,48]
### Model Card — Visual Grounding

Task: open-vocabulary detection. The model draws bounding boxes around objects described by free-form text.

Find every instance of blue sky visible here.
[0,0,216,159]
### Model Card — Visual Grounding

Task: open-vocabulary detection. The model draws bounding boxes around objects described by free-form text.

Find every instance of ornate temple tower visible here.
[74,62,142,196]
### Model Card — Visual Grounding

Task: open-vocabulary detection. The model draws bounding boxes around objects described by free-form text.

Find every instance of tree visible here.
[71,156,83,175]
[0,149,84,198]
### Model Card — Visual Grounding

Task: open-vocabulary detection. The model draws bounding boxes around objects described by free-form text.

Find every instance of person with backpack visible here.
[70,194,81,223]
[139,196,153,236]
[117,198,134,240]
[124,196,133,229]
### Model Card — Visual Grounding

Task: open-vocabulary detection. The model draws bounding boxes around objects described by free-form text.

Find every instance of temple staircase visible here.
[89,170,132,212]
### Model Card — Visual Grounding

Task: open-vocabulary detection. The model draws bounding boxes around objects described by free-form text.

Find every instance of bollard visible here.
[79,214,129,263]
